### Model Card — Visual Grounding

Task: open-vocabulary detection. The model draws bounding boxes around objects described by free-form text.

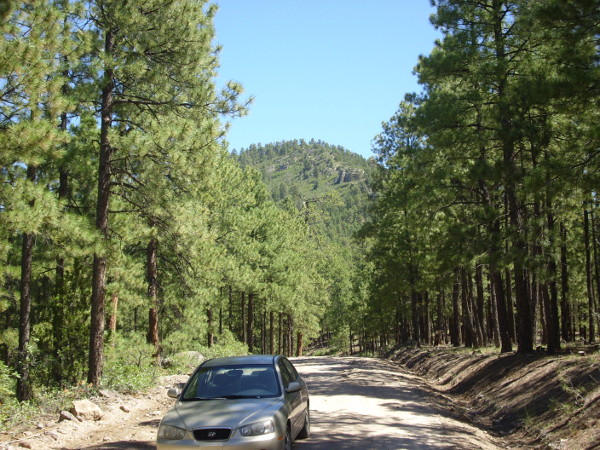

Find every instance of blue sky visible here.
[213,1,441,158]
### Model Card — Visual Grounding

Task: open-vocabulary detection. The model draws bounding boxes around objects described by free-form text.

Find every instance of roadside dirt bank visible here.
[388,348,600,449]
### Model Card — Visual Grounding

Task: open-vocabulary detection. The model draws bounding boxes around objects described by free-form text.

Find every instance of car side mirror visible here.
[167,386,182,398]
[286,381,301,393]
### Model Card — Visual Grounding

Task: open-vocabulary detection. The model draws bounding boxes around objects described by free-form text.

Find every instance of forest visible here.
[0,0,599,419]
[360,0,600,357]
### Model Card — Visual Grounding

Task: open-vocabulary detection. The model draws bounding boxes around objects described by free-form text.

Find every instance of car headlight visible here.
[239,419,275,437]
[158,423,186,440]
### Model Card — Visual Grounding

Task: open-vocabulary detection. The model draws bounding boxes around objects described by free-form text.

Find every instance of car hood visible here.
[164,398,283,430]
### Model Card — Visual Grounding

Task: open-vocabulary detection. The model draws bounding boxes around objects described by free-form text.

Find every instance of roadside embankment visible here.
[388,347,600,449]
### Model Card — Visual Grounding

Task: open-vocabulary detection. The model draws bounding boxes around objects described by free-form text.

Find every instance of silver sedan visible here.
[157,355,310,450]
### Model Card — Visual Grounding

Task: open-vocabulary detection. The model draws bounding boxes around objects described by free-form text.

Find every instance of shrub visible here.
[102,332,160,392]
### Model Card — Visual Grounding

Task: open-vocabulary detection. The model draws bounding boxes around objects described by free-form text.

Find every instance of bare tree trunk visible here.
[296,332,303,357]
[434,290,445,346]
[488,275,500,347]
[545,209,560,353]
[247,293,255,352]
[461,267,476,348]
[423,292,431,345]
[560,223,572,341]
[468,270,485,347]
[505,268,516,343]
[108,294,118,346]
[278,312,283,355]
[17,165,35,401]
[491,270,512,352]
[228,286,233,332]
[89,29,115,386]
[269,311,275,354]
[286,314,293,356]
[207,309,214,348]
[584,209,596,342]
[147,238,160,356]
[450,268,461,347]
[591,208,600,339]
[475,265,487,346]
[219,307,223,335]
[241,292,246,344]
[261,307,266,354]
[492,0,532,353]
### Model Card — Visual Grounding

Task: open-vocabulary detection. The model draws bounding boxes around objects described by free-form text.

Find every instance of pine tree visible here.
[84,0,246,384]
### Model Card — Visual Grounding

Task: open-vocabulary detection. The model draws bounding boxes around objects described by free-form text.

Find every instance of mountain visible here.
[235,139,375,244]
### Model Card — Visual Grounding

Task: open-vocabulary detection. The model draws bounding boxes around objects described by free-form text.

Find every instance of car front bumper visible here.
[157,431,286,450]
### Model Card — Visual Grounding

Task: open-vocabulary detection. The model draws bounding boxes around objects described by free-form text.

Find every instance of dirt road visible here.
[292,356,500,449]
[0,356,501,449]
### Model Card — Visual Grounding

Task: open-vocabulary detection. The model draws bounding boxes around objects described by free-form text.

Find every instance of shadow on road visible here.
[291,356,497,449]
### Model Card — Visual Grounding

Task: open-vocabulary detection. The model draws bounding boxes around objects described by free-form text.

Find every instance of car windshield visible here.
[181,364,281,400]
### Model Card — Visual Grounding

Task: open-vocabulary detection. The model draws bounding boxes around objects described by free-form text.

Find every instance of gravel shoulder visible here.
[1,357,501,450]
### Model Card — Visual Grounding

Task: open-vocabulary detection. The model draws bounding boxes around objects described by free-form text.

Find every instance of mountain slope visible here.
[235,139,374,243]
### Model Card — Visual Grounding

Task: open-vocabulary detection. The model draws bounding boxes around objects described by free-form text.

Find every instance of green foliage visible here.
[238,140,372,236]
[102,334,160,392]
[0,361,15,404]
[358,0,600,353]
[200,330,249,359]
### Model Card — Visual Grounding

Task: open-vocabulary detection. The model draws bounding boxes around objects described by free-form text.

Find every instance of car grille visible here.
[193,427,232,441]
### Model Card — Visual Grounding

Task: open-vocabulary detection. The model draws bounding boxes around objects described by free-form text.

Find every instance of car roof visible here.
[202,354,278,368]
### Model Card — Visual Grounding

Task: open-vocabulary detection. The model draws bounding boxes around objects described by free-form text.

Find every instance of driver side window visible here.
[278,359,293,388]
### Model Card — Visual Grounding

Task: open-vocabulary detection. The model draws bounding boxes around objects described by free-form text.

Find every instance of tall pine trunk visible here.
[475,265,487,346]
[591,208,600,339]
[584,209,596,342]
[17,166,36,401]
[147,238,160,355]
[560,223,572,341]
[54,106,69,383]
[545,209,561,353]
[247,293,254,352]
[89,29,115,385]
[460,267,476,347]
[492,0,532,353]
[269,311,275,354]
[450,268,461,346]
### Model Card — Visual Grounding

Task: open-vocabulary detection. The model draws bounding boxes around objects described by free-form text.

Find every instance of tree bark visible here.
[207,308,214,348]
[108,294,118,337]
[560,223,572,341]
[505,268,516,343]
[241,292,246,344]
[296,332,303,357]
[269,311,275,354]
[450,268,461,347]
[247,293,254,352]
[491,270,512,352]
[492,0,532,353]
[435,290,445,345]
[545,210,561,353]
[591,208,600,339]
[17,165,36,401]
[89,29,115,386]
[278,312,283,355]
[584,209,596,342]
[475,265,487,346]
[460,267,475,347]
[147,237,160,355]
